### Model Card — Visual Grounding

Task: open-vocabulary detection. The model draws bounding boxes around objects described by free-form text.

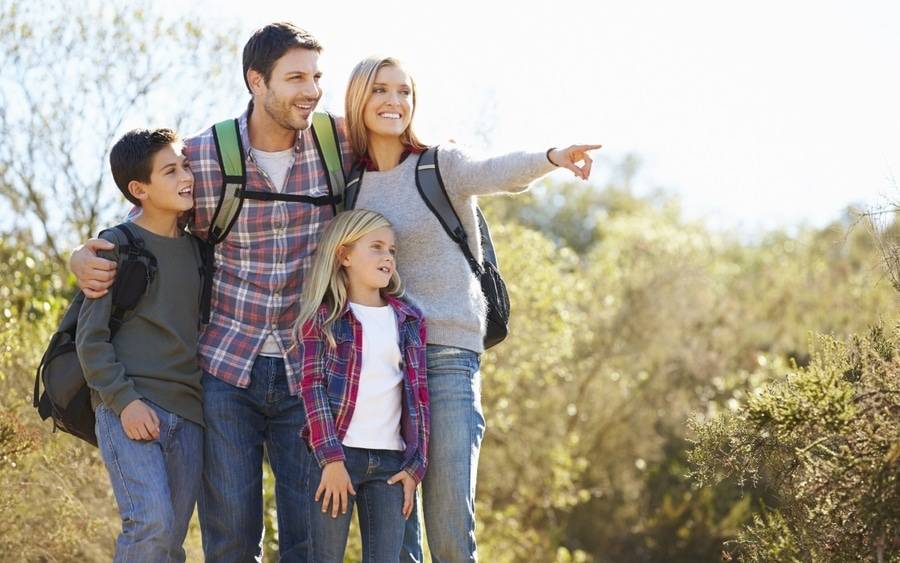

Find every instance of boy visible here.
[76,128,202,562]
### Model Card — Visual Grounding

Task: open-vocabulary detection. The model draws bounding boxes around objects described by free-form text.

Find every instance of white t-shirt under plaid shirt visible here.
[341,302,405,451]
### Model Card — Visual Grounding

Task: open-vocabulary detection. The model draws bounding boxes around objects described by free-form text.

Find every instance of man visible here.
[71,23,354,562]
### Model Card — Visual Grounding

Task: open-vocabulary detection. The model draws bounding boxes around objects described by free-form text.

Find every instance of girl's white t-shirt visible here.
[342,302,405,451]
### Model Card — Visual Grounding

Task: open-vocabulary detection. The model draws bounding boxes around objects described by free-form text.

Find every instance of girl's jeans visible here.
[308,446,408,562]
[403,344,485,563]
[95,401,203,563]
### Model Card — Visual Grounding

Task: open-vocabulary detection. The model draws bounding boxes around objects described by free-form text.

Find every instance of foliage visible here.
[1,182,894,561]
[2,3,898,561]
[475,185,896,562]
[0,0,241,266]
[689,326,900,562]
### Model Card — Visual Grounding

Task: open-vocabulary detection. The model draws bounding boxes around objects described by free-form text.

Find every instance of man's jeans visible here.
[198,356,311,562]
[308,446,408,562]
[95,401,203,563]
[402,345,485,563]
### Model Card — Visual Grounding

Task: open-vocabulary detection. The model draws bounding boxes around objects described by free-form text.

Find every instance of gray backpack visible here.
[344,147,510,349]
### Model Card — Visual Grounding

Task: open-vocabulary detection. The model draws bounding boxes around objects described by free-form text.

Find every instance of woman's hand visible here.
[316,461,356,518]
[388,470,418,519]
[70,239,117,298]
[548,144,603,180]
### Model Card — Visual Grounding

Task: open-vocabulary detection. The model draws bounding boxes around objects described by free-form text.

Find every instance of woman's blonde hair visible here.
[294,209,402,347]
[345,56,427,161]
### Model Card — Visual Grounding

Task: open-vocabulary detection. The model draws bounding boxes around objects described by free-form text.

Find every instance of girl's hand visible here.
[388,470,417,519]
[316,461,356,518]
[548,144,603,180]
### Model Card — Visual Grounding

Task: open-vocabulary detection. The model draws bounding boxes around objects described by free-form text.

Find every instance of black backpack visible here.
[344,147,510,349]
[32,223,205,446]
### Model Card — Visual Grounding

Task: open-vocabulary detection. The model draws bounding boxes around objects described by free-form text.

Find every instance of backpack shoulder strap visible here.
[311,112,346,213]
[97,223,155,338]
[208,118,247,245]
[344,162,365,210]
[188,235,215,325]
[415,147,483,275]
[476,207,499,268]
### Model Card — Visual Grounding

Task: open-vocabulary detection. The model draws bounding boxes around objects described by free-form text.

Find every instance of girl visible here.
[295,209,429,563]
[343,55,600,561]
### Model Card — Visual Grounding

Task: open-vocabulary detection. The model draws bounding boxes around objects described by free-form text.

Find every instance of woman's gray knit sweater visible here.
[354,145,555,354]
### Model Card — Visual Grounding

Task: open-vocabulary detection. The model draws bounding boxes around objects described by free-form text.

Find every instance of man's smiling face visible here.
[255,47,322,132]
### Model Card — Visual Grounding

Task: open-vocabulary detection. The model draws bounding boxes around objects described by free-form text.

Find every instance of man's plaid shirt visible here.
[185,105,352,394]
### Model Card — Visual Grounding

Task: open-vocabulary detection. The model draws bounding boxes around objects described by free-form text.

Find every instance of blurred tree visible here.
[0,0,241,266]
[476,177,897,562]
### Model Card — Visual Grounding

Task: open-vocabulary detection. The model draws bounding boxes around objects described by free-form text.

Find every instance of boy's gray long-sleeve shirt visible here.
[76,223,203,426]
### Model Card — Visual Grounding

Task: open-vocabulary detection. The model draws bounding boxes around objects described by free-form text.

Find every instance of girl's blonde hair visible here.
[294,209,402,347]
[345,56,427,161]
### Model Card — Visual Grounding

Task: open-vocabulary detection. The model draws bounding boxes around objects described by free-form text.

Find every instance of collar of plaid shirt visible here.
[187,103,353,394]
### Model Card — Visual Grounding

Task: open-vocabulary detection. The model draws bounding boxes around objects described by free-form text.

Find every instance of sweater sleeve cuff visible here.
[546,147,558,166]
[105,387,143,417]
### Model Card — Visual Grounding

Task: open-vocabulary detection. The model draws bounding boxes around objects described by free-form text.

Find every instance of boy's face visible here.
[134,143,194,213]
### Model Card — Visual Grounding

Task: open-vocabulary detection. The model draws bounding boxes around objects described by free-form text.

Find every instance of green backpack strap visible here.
[209,118,246,245]
[311,112,346,212]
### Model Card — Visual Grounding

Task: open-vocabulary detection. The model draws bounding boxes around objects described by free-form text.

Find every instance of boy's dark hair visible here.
[242,22,322,94]
[109,128,180,207]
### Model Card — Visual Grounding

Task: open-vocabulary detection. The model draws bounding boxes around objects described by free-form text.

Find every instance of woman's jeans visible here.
[403,344,485,563]
[308,446,408,562]
[95,401,203,563]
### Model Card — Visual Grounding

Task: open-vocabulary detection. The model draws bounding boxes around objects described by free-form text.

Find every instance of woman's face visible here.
[363,65,414,140]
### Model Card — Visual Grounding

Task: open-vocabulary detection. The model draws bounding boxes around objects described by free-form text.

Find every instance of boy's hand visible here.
[120,400,160,441]
[388,470,417,519]
[70,239,117,298]
[548,144,603,180]
[316,461,356,518]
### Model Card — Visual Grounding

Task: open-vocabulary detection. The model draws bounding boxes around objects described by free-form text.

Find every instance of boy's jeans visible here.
[402,345,485,563]
[95,401,203,563]
[308,447,408,562]
[198,356,311,563]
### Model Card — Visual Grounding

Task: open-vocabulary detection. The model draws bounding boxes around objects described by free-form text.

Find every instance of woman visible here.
[342,55,599,562]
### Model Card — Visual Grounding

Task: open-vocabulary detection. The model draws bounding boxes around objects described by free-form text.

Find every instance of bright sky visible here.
[169,0,900,232]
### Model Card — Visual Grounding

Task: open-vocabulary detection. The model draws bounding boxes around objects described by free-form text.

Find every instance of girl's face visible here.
[362,65,414,140]
[340,226,397,296]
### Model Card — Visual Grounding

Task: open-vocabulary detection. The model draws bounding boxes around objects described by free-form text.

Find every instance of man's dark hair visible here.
[109,128,180,207]
[242,22,322,94]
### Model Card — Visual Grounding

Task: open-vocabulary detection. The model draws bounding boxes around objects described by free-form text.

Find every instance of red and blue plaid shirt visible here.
[298,296,430,482]
[185,104,353,394]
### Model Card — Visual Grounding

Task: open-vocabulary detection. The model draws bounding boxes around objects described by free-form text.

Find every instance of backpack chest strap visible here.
[239,189,342,206]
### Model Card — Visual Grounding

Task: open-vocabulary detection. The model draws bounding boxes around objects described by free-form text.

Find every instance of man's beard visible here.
[263,90,315,132]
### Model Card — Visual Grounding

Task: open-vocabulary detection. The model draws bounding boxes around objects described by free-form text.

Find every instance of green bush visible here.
[689,326,900,561]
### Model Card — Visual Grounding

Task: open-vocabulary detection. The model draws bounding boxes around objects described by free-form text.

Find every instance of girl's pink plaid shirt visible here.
[297,295,430,483]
